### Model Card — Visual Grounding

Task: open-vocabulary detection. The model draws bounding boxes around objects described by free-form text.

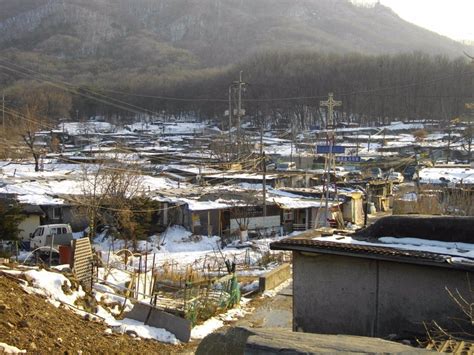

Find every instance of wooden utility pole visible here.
[446,128,452,164]
[236,71,246,157]
[226,72,246,159]
[228,84,233,152]
[320,93,342,227]
[2,92,4,137]
[237,71,243,137]
[262,151,267,218]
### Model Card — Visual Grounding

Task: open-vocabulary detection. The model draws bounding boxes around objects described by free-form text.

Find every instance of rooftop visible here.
[271,216,474,271]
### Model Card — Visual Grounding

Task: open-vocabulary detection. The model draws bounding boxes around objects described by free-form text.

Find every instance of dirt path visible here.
[235,283,293,329]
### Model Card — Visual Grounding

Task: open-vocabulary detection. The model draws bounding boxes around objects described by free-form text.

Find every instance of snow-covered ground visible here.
[96,225,290,279]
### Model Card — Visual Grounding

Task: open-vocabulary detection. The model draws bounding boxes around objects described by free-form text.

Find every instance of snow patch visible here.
[0,342,26,354]
[23,269,85,305]
[191,318,224,339]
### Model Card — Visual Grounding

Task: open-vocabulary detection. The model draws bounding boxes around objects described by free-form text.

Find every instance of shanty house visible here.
[271,216,474,339]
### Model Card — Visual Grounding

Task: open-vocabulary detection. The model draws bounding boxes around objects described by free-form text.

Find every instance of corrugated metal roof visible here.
[270,238,474,271]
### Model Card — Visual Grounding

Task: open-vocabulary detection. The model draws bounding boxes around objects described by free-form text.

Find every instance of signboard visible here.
[336,156,361,162]
[72,238,93,291]
[224,109,246,116]
[317,145,345,154]
[192,214,201,227]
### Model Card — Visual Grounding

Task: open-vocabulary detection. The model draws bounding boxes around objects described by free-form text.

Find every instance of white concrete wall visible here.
[18,215,40,242]
[230,215,280,231]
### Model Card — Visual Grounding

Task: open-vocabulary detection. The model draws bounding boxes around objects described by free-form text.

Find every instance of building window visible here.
[52,207,61,220]
[283,210,294,221]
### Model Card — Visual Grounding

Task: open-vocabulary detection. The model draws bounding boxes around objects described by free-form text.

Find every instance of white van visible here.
[30,224,73,249]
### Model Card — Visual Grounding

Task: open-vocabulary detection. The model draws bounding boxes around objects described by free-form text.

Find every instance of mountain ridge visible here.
[0,0,470,69]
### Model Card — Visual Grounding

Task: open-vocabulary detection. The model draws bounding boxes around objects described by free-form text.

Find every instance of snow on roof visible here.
[120,121,208,135]
[165,164,221,175]
[0,162,184,205]
[0,178,80,205]
[61,121,114,135]
[180,198,241,211]
[419,167,474,185]
[271,196,340,209]
[316,122,424,134]
[141,175,186,190]
[314,235,474,261]
[205,172,279,180]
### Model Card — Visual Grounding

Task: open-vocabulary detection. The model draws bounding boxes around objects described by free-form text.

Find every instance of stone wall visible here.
[259,263,291,292]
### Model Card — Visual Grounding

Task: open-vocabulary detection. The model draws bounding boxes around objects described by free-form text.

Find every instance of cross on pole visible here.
[320,92,342,131]
[319,92,342,228]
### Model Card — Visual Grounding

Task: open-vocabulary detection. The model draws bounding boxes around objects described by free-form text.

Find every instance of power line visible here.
[1,56,472,105]
[0,59,157,116]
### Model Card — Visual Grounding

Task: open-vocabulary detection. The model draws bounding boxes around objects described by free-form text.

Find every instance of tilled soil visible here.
[0,273,197,354]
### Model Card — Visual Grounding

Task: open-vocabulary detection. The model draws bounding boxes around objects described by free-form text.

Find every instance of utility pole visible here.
[262,151,267,218]
[446,128,452,164]
[235,71,246,158]
[465,53,474,164]
[2,92,4,137]
[290,119,294,165]
[356,131,360,156]
[227,72,246,159]
[320,93,342,227]
[237,71,243,140]
[228,84,233,157]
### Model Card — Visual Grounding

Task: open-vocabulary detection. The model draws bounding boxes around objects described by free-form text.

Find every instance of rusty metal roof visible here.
[270,238,474,271]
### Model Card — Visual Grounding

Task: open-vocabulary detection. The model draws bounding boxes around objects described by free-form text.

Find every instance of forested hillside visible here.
[0,0,472,127]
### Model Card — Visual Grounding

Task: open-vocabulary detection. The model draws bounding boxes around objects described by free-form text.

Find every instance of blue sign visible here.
[336,156,361,162]
[317,145,345,154]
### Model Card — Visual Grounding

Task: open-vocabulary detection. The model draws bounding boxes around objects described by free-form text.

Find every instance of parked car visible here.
[367,167,383,179]
[30,224,73,249]
[276,162,296,171]
[388,171,404,183]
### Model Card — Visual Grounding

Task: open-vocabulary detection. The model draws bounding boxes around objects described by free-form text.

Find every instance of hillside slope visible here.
[0,274,191,353]
[0,0,468,68]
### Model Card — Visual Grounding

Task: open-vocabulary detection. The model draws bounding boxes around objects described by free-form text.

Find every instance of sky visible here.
[358,0,474,42]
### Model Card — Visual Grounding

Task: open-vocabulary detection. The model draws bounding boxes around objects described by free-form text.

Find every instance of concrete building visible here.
[271,216,474,339]
[18,205,45,242]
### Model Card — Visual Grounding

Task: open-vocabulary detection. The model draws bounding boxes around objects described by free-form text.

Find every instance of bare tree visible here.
[13,106,47,172]
[461,122,473,164]
[228,192,260,243]
[413,129,428,142]
[78,156,145,248]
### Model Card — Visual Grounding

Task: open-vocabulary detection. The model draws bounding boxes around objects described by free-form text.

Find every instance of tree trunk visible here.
[33,154,39,172]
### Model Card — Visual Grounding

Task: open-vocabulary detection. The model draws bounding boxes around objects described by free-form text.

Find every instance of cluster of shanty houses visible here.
[0,162,372,245]
[1,117,473,245]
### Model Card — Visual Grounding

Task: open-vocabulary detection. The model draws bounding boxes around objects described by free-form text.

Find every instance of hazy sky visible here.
[363,0,474,41]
